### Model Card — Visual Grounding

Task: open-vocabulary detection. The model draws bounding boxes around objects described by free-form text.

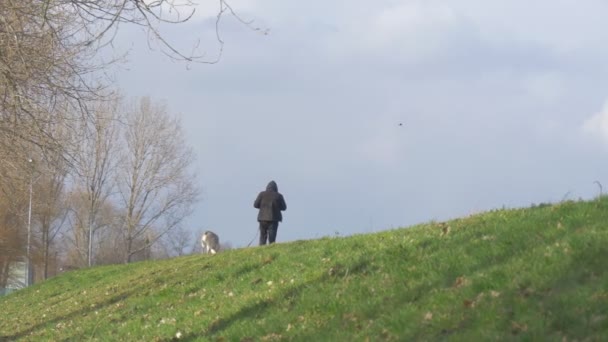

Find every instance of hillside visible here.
[1,198,607,341]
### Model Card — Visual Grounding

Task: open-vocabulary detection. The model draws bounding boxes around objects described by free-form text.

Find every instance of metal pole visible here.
[88,216,92,267]
[87,185,93,267]
[26,166,32,287]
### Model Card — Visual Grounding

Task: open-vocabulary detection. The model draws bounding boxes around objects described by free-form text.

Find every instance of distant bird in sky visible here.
[398,123,403,126]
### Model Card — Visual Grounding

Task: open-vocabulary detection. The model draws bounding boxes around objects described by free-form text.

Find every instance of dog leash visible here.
[246,231,258,247]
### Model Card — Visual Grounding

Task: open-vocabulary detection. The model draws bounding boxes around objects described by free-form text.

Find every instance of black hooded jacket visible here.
[254,181,287,222]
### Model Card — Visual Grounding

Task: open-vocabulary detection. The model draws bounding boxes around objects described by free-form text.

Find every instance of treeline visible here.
[0,94,203,287]
[0,0,222,288]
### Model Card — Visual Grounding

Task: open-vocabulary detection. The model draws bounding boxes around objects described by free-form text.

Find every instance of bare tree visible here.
[0,143,32,288]
[0,196,27,289]
[90,201,126,265]
[61,0,238,63]
[0,1,101,165]
[160,225,197,257]
[0,1,256,282]
[68,98,122,266]
[1,0,252,171]
[34,160,69,280]
[116,97,199,263]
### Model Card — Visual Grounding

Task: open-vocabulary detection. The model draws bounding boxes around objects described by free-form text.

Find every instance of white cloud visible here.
[582,101,608,145]
[323,1,465,63]
[456,0,608,54]
[358,134,402,165]
[364,2,459,47]
[521,71,566,104]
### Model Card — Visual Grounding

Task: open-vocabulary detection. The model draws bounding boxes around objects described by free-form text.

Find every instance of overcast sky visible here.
[112,0,608,247]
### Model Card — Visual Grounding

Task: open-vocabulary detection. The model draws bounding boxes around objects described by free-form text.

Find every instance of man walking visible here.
[254,180,287,245]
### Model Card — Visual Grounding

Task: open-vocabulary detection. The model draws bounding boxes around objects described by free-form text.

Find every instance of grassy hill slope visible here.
[1,198,607,341]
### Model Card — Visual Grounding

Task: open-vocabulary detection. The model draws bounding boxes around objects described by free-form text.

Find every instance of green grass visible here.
[2,198,608,341]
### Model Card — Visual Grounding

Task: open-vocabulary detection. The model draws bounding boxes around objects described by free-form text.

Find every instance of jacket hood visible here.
[266,181,278,192]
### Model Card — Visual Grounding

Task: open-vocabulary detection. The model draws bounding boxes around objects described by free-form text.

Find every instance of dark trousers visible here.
[259,221,279,245]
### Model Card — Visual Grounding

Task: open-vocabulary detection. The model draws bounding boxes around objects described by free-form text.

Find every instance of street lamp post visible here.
[26,158,33,287]
[88,215,92,267]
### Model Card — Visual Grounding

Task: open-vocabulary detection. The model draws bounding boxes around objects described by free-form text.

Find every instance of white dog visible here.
[201,231,220,255]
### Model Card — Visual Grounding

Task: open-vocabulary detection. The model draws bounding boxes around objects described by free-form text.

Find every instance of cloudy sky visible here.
[112,0,608,247]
